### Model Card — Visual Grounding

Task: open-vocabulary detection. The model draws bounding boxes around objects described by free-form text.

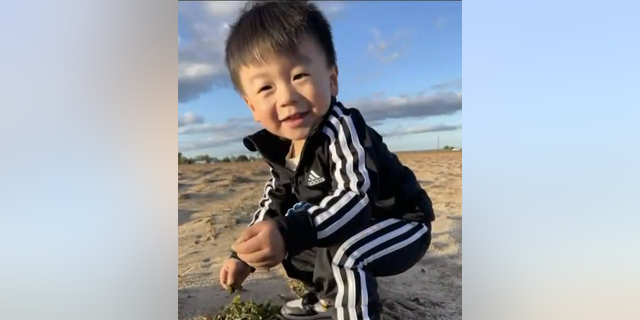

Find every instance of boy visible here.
[218,2,435,320]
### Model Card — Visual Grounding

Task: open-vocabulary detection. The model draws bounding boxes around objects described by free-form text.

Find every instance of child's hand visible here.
[231,220,285,270]
[219,258,251,291]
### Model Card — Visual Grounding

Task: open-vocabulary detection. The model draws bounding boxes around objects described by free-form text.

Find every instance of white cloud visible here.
[430,78,462,92]
[179,119,261,153]
[178,117,259,135]
[205,1,248,17]
[317,2,347,16]
[383,124,462,137]
[349,90,462,123]
[177,2,243,103]
[178,63,220,80]
[180,136,243,153]
[367,27,412,63]
[178,111,204,128]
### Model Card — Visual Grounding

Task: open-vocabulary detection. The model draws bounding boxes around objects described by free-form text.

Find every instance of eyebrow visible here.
[294,53,313,65]
[296,54,313,64]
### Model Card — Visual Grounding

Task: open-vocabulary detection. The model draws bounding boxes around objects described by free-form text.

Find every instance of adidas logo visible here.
[307,170,326,186]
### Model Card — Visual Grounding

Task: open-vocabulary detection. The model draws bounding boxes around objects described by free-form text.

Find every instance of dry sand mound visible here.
[178,152,462,320]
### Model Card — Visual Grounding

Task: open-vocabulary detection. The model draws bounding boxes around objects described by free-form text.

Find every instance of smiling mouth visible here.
[282,111,309,122]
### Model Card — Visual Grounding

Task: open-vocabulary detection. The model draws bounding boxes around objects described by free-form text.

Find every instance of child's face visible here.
[238,36,338,142]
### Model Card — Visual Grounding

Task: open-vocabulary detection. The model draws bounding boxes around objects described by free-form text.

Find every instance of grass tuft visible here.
[286,279,307,298]
[200,295,281,320]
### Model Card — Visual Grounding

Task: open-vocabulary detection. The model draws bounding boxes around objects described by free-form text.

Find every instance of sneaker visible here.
[280,292,332,320]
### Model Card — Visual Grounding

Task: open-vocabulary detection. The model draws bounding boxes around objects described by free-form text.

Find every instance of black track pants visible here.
[281,218,431,320]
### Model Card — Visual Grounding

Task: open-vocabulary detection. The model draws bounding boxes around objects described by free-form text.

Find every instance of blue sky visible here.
[178,1,462,158]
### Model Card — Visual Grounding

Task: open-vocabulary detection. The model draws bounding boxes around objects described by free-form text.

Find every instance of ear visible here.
[243,96,260,122]
[329,65,339,96]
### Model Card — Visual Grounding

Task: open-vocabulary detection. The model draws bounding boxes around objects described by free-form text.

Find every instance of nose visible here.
[276,83,298,108]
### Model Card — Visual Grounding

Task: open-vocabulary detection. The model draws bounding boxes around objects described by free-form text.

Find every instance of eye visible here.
[257,85,272,94]
[293,73,309,81]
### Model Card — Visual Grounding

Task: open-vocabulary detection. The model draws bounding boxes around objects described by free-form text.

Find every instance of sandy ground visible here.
[178,151,462,320]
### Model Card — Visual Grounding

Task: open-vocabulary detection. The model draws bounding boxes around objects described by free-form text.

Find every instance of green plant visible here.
[206,295,281,320]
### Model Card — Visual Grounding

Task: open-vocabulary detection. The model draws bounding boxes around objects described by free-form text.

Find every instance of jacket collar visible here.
[243,96,338,165]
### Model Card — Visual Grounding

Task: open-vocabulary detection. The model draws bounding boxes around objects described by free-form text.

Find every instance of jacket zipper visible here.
[292,116,326,182]
[291,130,315,193]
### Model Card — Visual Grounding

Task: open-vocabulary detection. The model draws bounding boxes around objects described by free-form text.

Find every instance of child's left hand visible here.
[231,220,285,270]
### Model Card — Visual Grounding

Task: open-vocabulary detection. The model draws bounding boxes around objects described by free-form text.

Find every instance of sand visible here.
[178,150,462,320]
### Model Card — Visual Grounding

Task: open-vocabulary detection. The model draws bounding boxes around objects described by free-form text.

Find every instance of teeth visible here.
[283,112,307,121]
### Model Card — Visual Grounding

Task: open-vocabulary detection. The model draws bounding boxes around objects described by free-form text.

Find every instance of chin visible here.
[283,128,311,141]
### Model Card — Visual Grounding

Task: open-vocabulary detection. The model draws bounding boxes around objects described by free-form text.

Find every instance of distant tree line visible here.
[179,152,261,165]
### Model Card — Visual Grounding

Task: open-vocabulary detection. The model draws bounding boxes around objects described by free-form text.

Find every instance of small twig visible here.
[179,266,195,277]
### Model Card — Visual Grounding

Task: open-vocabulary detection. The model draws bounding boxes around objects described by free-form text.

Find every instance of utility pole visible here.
[437,135,440,150]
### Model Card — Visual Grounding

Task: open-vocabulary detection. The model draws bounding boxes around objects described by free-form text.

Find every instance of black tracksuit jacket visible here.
[231,98,435,262]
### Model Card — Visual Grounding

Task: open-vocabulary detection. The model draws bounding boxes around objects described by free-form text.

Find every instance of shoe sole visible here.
[279,310,332,320]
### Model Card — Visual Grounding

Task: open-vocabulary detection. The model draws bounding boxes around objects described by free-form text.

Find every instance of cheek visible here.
[254,103,278,122]
[314,80,332,106]
[307,79,330,102]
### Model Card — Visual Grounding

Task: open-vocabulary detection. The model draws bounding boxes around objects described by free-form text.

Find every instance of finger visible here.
[236,225,262,243]
[219,268,229,289]
[233,227,260,246]
[248,259,277,270]
[226,276,235,289]
[237,247,272,266]
[232,234,264,254]
[225,265,239,288]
